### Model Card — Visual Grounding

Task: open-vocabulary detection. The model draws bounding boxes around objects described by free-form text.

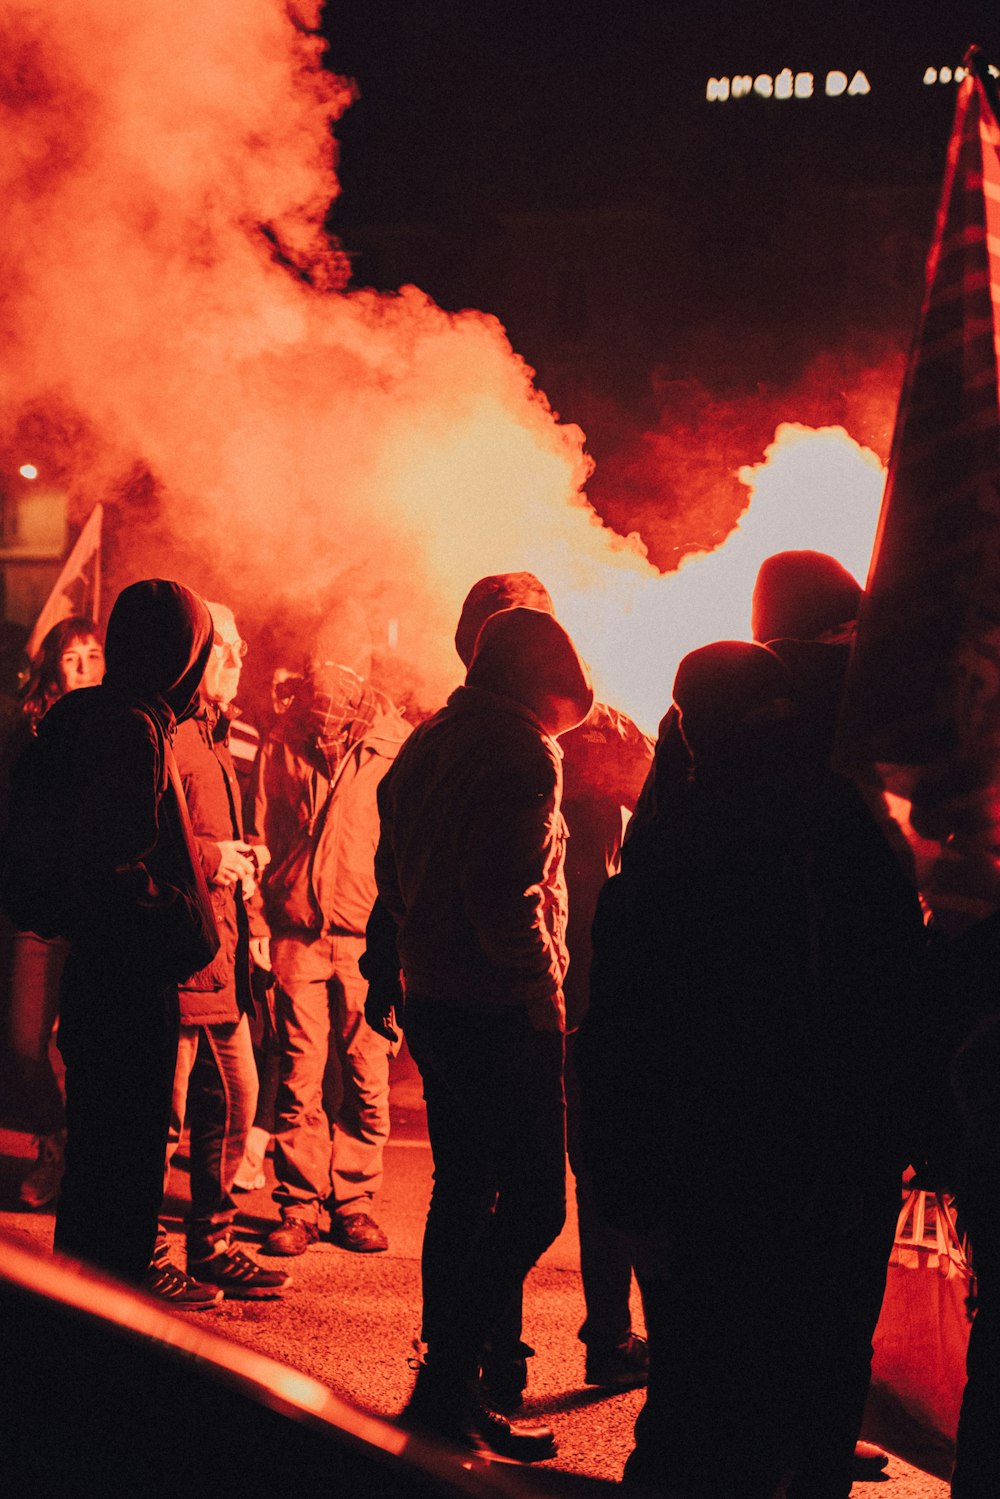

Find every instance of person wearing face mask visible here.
[1,581,221,1287]
[146,602,288,1307]
[2,617,105,1210]
[253,635,411,1259]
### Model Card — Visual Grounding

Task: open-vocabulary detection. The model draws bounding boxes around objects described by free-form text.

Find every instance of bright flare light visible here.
[18,464,38,479]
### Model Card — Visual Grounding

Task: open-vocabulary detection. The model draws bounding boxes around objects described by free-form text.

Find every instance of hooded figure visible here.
[374,605,593,1462]
[629,550,864,836]
[438,572,653,1406]
[578,635,926,1499]
[37,579,219,1287]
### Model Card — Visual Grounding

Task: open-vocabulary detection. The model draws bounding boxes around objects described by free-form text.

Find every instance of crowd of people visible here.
[1,555,998,1497]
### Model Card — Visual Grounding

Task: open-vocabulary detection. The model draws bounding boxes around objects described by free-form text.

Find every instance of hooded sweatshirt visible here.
[374,606,594,1030]
[32,579,219,983]
[450,572,653,1027]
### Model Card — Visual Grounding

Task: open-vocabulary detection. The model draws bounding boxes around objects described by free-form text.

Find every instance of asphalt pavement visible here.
[0,1059,951,1497]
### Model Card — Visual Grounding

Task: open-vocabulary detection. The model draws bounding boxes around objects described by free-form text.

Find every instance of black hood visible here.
[466,606,593,737]
[454,572,554,668]
[103,580,213,730]
[751,551,861,646]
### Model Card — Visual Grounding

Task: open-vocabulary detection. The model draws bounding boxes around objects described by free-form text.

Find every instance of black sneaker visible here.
[143,1256,223,1311]
[584,1332,649,1390]
[189,1241,291,1299]
[400,1393,556,1463]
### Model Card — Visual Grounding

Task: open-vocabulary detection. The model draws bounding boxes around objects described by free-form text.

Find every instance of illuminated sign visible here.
[706,62,999,102]
[706,70,870,102]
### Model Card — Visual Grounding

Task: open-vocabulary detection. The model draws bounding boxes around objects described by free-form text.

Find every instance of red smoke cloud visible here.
[0,0,889,729]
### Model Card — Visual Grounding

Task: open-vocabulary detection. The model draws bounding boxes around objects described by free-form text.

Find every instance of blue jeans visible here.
[163,1013,258,1259]
[271,932,394,1223]
[404,999,566,1382]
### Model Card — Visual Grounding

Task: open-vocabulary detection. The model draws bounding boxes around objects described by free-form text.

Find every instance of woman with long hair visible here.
[4,615,105,1208]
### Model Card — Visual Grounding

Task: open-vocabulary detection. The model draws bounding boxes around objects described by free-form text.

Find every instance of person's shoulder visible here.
[366,698,413,755]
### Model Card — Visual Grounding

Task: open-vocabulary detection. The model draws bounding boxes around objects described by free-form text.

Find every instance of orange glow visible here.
[548,423,885,730]
[0,3,886,736]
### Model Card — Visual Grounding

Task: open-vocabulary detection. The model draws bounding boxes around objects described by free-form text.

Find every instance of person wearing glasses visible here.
[147,602,289,1306]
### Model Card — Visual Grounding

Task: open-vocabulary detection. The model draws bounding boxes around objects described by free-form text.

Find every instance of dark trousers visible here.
[489,1032,637,1362]
[404,999,566,1383]
[626,1173,898,1499]
[55,956,179,1287]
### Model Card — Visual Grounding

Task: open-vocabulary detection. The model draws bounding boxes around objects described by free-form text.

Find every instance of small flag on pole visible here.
[834,49,1000,932]
[24,502,103,662]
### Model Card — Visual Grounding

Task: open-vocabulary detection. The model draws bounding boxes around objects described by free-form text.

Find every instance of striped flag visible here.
[834,49,1000,932]
[25,502,103,661]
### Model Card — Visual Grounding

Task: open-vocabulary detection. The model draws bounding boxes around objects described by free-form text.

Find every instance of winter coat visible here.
[174,707,267,1024]
[577,721,927,1238]
[256,698,410,939]
[373,606,594,1031]
[28,580,219,986]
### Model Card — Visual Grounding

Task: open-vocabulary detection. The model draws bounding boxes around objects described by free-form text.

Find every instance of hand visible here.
[251,843,271,872]
[213,840,256,887]
[365,989,400,1044]
[250,937,272,972]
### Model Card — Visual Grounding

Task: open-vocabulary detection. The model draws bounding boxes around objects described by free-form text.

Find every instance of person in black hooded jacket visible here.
[30,579,219,1286]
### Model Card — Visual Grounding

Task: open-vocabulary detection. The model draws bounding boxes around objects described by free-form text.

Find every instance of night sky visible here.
[320,4,1000,559]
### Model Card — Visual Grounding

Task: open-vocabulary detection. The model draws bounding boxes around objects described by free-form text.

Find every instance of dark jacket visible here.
[256,696,410,939]
[373,607,594,1031]
[32,580,219,985]
[174,707,267,1024]
[578,703,927,1237]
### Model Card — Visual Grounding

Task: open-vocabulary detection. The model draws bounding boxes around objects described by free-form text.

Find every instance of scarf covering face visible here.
[274,660,381,778]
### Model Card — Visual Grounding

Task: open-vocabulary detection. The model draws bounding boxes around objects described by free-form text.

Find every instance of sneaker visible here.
[584,1332,649,1390]
[232,1168,266,1193]
[233,1126,270,1192]
[400,1377,556,1462]
[143,1255,223,1311]
[19,1130,66,1209]
[261,1216,319,1256]
[328,1211,388,1253]
[189,1240,291,1299]
[851,1441,889,1477]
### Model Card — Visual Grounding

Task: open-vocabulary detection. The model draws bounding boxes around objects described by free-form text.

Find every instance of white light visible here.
[19,464,38,480]
[731,74,753,98]
[706,77,731,101]
[940,66,953,84]
[827,70,849,96]
[847,70,871,96]
[754,73,774,98]
[794,72,814,99]
[775,68,794,100]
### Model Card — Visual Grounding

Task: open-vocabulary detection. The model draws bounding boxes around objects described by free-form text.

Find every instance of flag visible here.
[834,49,1000,932]
[24,502,103,661]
